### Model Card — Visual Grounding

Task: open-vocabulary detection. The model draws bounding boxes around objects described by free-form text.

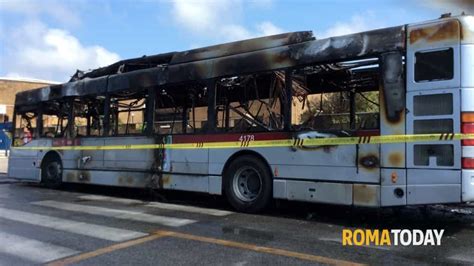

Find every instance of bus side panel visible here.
[103,137,154,170]
[168,150,209,175]
[209,141,380,206]
[407,169,461,204]
[406,19,462,204]
[160,174,214,193]
[36,139,81,171]
[63,169,149,188]
[356,143,381,184]
[380,168,406,206]
[168,135,209,175]
[276,180,353,205]
[150,135,213,193]
[273,144,379,184]
[8,140,40,181]
[210,145,360,182]
[80,138,104,169]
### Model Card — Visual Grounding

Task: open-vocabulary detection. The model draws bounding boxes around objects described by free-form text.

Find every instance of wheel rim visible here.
[232,166,262,202]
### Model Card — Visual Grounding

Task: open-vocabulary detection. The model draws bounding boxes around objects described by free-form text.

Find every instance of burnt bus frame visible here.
[12,25,405,141]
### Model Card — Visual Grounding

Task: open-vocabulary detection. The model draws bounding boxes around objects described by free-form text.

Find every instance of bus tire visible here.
[41,154,63,188]
[224,155,272,213]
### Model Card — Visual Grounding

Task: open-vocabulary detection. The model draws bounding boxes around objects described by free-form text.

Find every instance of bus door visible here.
[406,18,462,204]
[9,111,40,181]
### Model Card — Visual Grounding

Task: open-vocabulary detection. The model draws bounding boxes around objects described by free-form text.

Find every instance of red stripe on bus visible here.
[355,130,380,137]
[52,138,81,147]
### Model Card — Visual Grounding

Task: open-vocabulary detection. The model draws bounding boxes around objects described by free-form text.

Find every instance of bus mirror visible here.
[380,52,405,122]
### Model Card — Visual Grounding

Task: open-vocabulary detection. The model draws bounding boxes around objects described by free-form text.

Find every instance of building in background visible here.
[0,77,59,123]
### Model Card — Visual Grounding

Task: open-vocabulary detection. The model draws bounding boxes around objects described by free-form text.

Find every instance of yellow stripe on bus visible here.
[11,133,474,151]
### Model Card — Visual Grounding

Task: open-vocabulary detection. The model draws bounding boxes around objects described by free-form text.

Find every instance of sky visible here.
[0,0,472,82]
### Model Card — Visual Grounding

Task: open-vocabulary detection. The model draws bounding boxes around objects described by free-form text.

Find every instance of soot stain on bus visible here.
[65,170,90,183]
[409,19,460,45]
[388,152,403,167]
[118,176,135,186]
[353,184,379,206]
[359,154,380,170]
[462,17,474,42]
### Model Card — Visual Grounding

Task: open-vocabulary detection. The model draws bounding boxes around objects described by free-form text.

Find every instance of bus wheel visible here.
[224,155,272,213]
[41,155,63,188]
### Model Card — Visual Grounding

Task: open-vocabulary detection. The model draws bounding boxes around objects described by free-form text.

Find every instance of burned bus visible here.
[8,14,474,212]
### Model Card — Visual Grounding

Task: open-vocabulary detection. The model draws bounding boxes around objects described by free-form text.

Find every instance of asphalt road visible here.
[0,180,474,265]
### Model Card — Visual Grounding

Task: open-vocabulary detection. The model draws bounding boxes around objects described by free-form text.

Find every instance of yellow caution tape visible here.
[10,133,474,151]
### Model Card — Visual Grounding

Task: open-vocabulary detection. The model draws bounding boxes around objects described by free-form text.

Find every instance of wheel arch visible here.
[40,150,62,169]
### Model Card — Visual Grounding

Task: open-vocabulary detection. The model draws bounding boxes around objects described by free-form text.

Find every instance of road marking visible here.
[0,207,147,242]
[47,229,364,266]
[78,195,233,217]
[32,200,196,227]
[47,231,174,266]
[448,253,474,264]
[0,232,79,263]
[78,195,143,205]
[318,237,343,243]
[163,230,364,266]
[146,202,233,217]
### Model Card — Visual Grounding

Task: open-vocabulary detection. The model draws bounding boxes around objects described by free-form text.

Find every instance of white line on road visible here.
[448,253,474,264]
[0,207,147,242]
[79,195,143,205]
[146,202,233,217]
[0,232,79,263]
[78,195,233,217]
[33,200,196,227]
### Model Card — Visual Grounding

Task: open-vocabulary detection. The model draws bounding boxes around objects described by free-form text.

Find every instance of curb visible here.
[0,179,19,184]
[0,173,18,184]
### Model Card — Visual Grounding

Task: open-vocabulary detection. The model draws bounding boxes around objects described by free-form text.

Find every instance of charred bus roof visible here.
[16,25,403,106]
[69,30,315,82]
[15,17,415,106]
